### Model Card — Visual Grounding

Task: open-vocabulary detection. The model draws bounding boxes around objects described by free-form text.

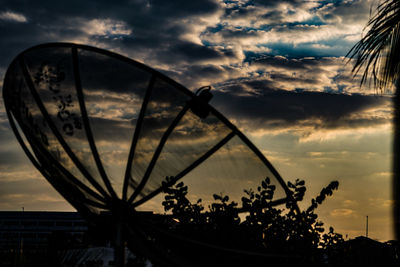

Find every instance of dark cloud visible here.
[0,0,219,21]
[211,80,391,130]
[252,55,335,70]
[216,26,260,39]
[0,0,374,83]
[157,41,232,65]
[261,10,286,24]
[0,0,223,68]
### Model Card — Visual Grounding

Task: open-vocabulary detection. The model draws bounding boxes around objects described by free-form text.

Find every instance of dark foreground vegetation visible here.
[162,176,342,252]
[156,177,343,266]
[127,177,399,267]
[1,178,399,266]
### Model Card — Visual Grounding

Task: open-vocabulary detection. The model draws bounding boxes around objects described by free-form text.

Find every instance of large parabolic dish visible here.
[3,43,298,266]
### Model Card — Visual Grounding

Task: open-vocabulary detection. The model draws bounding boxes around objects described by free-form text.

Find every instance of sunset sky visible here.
[0,0,394,241]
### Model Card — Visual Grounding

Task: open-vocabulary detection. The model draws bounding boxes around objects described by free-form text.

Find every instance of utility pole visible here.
[366,215,368,238]
[20,207,24,265]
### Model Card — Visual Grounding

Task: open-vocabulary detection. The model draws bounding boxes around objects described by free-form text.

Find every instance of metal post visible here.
[114,221,125,267]
[366,215,368,238]
[20,207,24,265]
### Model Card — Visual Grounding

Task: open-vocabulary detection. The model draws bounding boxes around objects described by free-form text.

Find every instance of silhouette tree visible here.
[162,176,343,263]
[347,0,400,239]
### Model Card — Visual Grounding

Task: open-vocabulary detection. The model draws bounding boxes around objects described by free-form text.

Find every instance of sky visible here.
[0,0,395,241]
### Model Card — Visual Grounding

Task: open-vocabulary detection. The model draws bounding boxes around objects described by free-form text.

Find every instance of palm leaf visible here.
[347,0,400,91]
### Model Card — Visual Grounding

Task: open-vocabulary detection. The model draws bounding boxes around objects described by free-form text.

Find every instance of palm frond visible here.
[347,0,400,92]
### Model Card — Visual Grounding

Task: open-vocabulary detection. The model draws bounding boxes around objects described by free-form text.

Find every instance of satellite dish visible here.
[3,43,298,266]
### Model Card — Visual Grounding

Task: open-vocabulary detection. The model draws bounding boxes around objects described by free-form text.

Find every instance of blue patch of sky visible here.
[243,51,266,63]
[208,23,225,33]
[336,84,346,93]
[257,25,273,32]
[249,36,356,59]
[242,44,326,62]
[223,0,239,4]
[323,84,347,93]
[267,43,342,58]
[224,0,254,7]
[201,40,212,47]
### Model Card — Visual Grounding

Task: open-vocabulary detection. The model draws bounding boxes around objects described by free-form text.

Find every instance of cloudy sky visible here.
[0,0,394,241]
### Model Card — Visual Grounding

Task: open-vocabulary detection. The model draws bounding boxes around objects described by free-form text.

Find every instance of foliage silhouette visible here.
[161,176,343,260]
